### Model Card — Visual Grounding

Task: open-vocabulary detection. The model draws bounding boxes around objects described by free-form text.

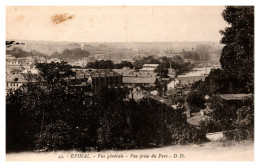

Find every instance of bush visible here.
[223,129,254,141]
[171,124,207,145]
[34,120,76,151]
[199,118,223,133]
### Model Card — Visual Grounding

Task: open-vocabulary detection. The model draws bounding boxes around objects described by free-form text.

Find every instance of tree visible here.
[36,61,75,86]
[133,56,160,69]
[6,47,47,58]
[87,60,115,69]
[195,45,212,61]
[186,91,206,114]
[51,48,90,62]
[220,6,254,93]
[115,61,133,69]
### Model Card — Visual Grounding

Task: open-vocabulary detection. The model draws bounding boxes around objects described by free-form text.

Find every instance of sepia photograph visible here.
[5,6,254,161]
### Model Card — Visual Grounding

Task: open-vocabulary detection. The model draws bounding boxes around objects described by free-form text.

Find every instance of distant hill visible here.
[6,47,48,58]
[6,40,223,62]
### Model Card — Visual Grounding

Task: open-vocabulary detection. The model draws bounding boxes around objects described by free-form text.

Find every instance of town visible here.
[6,42,222,121]
[6,6,254,158]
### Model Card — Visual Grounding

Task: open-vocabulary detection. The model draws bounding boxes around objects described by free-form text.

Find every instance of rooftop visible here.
[72,69,121,79]
[123,77,157,84]
[143,64,159,67]
[176,75,205,85]
[113,69,157,77]
[6,73,38,83]
[140,68,157,71]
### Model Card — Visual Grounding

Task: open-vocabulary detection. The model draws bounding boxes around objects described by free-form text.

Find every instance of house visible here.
[6,74,27,92]
[6,73,38,93]
[6,55,23,74]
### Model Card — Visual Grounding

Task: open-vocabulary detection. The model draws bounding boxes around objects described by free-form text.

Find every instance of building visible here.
[167,79,178,90]
[6,55,24,75]
[6,73,26,92]
[6,73,38,94]
[67,68,123,95]
[220,94,253,101]
[139,64,159,73]
[128,86,145,100]
[168,68,176,78]
[113,67,157,78]
[167,75,205,89]
[122,77,158,88]
[113,67,159,89]
[176,75,205,86]
[47,58,61,63]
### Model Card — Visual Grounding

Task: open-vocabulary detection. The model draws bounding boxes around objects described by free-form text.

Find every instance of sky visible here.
[6,6,228,43]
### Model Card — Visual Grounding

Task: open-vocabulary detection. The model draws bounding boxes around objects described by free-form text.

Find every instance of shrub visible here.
[171,124,207,145]
[34,120,76,151]
[199,118,223,133]
[223,129,253,141]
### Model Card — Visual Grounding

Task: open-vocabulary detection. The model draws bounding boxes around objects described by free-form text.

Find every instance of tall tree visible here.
[220,6,254,93]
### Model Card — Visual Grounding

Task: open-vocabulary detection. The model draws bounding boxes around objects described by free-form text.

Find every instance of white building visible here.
[139,64,159,73]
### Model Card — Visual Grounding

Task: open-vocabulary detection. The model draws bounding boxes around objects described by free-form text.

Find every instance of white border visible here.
[1,1,259,167]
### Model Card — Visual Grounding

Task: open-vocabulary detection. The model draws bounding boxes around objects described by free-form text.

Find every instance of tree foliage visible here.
[51,48,90,62]
[220,6,254,93]
[6,47,47,58]
[186,91,206,113]
[6,68,206,151]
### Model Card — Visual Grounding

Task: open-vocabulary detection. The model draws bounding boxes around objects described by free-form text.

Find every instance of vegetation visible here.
[133,56,160,69]
[220,6,254,93]
[51,48,90,62]
[186,91,206,114]
[87,60,133,69]
[6,61,208,152]
[6,47,47,58]
[188,6,254,141]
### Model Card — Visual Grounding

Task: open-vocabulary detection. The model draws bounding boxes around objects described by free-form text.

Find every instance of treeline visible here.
[51,48,90,62]
[133,56,194,75]
[6,62,207,152]
[183,45,215,61]
[87,56,194,75]
[158,57,194,75]
[87,60,133,69]
[6,47,47,58]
